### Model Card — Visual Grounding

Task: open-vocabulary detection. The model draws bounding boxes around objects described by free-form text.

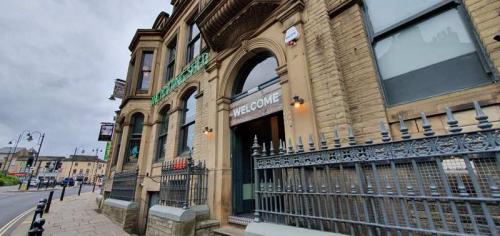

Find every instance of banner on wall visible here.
[103,142,111,161]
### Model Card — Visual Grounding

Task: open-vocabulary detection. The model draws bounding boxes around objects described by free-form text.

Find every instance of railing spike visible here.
[278,139,285,155]
[269,141,274,156]
[420,112,435,136]
[487,176,500,198]
[320,133,328,150]
[296,136,304,153]
[308,134,315,151]
[399,115,411,139]
[455,176,469,197]
[379,121,391,142]
[333,128,341,148]
[261,142,267,157]
[428,175,439,197]
[252,135,261,157]
[445,107,462,133]
[348,125,356,146]
[473,101,492,129]
[287,138,294,154]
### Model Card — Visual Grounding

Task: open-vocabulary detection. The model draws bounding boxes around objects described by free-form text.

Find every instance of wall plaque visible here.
[229,83,282,126]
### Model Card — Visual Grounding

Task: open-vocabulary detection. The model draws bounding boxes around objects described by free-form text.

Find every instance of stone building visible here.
[56,155,107,183]
[102,0,499,235]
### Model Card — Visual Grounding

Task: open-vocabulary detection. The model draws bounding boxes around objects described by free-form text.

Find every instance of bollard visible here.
[38,199,47,218]
[45,191,54,213]
[37,182,41,191]
[19,181,23,190]
[78,182,83,196]
[60,184,66,201]
[30,203,45,229]
[28,218,45,236]
[92,181,96,192]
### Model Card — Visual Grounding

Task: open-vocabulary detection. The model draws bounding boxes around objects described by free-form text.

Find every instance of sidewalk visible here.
[10,192,129,236]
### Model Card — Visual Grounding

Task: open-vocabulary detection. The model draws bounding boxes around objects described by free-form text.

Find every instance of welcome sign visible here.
[229,83,282,126]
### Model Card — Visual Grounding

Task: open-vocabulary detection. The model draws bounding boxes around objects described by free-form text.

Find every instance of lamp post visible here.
[3,130,31,173]
[2,139,16,174]
[68,147,85,179]
[26,131,45,190]
[90,148,102,184]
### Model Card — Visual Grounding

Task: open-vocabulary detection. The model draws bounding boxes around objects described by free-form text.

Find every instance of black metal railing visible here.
[253,102,500,235]
[109,170,137,201]
[160,157,208,208]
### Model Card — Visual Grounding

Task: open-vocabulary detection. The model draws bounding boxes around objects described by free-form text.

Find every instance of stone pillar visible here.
[116,125,130,172]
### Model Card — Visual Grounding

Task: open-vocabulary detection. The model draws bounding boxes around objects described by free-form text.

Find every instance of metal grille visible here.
[109,171,137,201]
[160,158,208,208]
[253,102,500,235]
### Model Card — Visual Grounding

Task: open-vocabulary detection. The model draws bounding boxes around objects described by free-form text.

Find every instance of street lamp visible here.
[68,146,86,179]
[3,130,32,174]
[26,131,45,190]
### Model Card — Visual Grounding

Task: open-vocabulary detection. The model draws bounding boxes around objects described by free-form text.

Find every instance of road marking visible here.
[0,207,35,236]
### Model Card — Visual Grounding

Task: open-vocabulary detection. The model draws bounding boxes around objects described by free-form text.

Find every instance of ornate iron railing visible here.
[253,102,500,235]
[109,170,137,201]
[160,158,208,208]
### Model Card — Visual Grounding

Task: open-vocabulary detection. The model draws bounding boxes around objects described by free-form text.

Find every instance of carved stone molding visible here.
[196,0,280,51]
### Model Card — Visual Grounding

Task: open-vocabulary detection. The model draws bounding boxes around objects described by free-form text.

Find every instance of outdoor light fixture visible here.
[202,127,213,134]
[26,133,33,142]
[108,95,116,101]
[290,96,304,108]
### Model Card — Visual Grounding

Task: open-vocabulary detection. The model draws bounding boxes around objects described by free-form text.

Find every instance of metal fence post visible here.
[60,184,66,201]
[78,181,83,196]
[45,191,54,213]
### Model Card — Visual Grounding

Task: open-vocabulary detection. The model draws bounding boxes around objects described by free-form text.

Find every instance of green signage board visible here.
[152,52,209,106]
[103,142,111,161]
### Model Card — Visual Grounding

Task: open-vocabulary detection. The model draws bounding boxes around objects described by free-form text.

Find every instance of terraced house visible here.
[100,0,500,235]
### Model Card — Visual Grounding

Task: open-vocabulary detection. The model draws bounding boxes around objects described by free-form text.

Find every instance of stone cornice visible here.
[196,0,281,51]
[327,0,362,18]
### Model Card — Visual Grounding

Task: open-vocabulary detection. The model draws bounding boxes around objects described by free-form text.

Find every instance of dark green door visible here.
[231,113,285,215]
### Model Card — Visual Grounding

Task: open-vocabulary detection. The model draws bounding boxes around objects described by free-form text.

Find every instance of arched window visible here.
[233,52,278,97]
[156,107,170,161]
[126,113,144,163]
[178,90,197,154]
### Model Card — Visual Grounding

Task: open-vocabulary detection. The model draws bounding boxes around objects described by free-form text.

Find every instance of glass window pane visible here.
[141,71,151,90]
[191,24,200,39]
[365,0,444,33]
[132,114,144,134]
[192,39,201,59]
[374,9,476,80]
[236,57,278,94]
[184,92,197,124]
[185,124,194,151]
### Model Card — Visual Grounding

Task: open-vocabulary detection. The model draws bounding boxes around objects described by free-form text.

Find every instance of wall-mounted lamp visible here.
[290,96,304,108]
[202,127,213,135]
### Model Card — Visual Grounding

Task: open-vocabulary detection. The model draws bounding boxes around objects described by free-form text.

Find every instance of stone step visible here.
[213,225,246,236]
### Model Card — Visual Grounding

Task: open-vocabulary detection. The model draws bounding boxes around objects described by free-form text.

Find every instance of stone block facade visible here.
[102,198,138,234]
[146,205,219,236]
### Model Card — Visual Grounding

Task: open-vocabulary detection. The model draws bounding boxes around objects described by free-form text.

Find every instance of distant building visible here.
[0,147,36,174]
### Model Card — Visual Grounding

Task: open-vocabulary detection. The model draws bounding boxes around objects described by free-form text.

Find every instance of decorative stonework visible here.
[196,0,280,51]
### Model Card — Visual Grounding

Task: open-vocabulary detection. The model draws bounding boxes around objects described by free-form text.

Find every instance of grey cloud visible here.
[0,0,171,157]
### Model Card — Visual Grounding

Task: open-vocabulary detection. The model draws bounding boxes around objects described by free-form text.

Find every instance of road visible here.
[0,184,96,229]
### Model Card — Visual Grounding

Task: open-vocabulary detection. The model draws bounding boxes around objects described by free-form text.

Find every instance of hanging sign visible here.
[151,52,209,106]
[98,122,114,141]
[229,83,282,126]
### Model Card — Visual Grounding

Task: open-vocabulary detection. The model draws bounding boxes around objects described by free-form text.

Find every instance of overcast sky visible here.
[0,1,172,159]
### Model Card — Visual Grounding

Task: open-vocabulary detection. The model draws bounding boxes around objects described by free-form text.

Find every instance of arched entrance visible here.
[229,52,285,216]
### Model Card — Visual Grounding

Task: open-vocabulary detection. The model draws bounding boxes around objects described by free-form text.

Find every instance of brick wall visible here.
[303,0,352,143]
[463,0,500,74]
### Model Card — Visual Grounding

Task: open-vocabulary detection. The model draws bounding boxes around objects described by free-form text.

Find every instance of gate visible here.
[252,102,499,235]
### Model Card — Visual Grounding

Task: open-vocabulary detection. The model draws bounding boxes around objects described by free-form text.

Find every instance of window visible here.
[86,169,90,174]
[156,107,170,161]
[165,39,177,82]
[233,52,278,97]
[186,23,201,63]
[126,113,144,162]
[137,52,153,92]
[73,169,76,174]
[87,162,91,166]
[74,162,78,166]
[364,0,492,105]
[178,90,197,154]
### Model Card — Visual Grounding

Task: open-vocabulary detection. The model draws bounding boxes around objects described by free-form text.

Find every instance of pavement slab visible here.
[10,192,129,236]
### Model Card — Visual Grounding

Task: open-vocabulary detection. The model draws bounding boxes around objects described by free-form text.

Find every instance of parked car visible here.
[29,179,40,187]
[62,178,75,186]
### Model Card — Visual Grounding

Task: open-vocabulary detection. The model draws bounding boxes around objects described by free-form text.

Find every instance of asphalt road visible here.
[0,184,96,229]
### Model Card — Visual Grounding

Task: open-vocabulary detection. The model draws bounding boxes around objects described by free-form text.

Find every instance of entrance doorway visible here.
[231,112,285,215]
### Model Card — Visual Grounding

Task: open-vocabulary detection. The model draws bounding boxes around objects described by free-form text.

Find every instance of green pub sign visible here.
[151,52,209,106]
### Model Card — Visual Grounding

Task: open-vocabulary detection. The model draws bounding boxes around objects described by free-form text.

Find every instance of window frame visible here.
[186,22,201,64]
[136,51,154,93]
[126,113,144,163]
[362,0,495,106]
[155,108,170,162]
[165,38,177,83]
[178,89,197,155]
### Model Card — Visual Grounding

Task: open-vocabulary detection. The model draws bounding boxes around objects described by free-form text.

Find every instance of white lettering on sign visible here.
[285,26,300,44]
[232,91,281,118]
